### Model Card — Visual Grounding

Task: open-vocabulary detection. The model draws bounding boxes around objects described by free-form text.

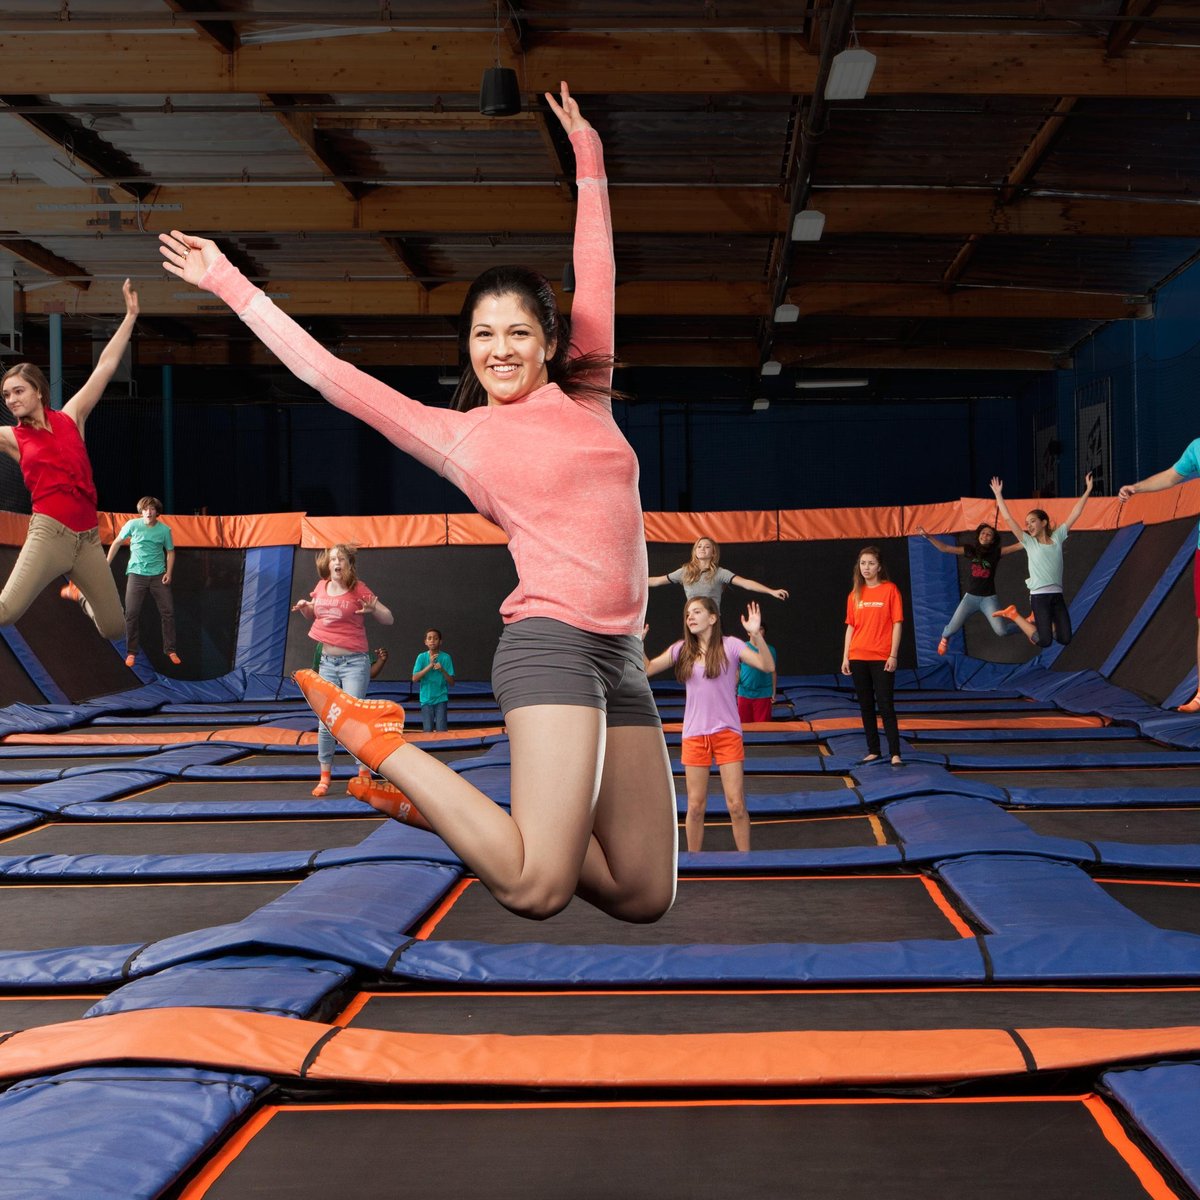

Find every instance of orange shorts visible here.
[681,729,745,767]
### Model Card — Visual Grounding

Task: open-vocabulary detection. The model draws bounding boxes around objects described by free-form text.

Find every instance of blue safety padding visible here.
[0,701,75,737]
[390,937,990,986]
[905,727,1138,743]
[1002,786,1200,808]
[675,787,867,817]
[1167,669,1200,711]
[1088,842,1200,870]
[1138,710,1200,750]
[0,625,60,704]
[680,846,905,871]
[1100,526,1195,677]
[1102,1063,1200,1196]
[886,796,1093,863]
[59,797,367,819]
[315,820,462,868]
[908,533,963,665]
[0,743,147,761]
[234,545,293,675]
[985,927,1200,981]
[0,770,171,816]
[130,861,461,976]
[0,1067,268,1200]
[927,745,1200,769]
[0,807,40,837]
[0,850,312,880]
[851,762,1006,804]
[937,854,1151,933]
[87,954,356,1018]
[0,945,142,988]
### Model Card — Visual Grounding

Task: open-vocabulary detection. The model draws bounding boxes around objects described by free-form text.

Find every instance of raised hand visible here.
[544,80,591,135]
[355,595,377,615]
[989,476,1004,497]
[159,230,222,288]
[741,601,763,637]
[292,598,314,617]
[1118,483,1136,503]
[1083,470,1094,492]
[122,278,139,319]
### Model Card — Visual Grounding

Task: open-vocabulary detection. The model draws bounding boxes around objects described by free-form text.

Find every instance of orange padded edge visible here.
[301,514,448,549]
[0,511,30,545]
[0,724,503,747]
[900,502,965,536]
[779,507,903,541]
[959,495,1122,533]
[807,714,1103,733]
[641,511,777,545]
[3,1008,1200,1092]
[447,513,508,545]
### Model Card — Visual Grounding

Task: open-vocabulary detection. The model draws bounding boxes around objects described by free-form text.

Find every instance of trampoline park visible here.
[0,496,1196,1199]
[5,3,1200,1199]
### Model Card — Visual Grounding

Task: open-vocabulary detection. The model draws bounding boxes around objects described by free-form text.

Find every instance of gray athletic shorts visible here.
[491,617,662,727]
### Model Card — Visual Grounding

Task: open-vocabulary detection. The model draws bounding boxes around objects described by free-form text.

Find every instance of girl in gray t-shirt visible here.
[649,536,789,608]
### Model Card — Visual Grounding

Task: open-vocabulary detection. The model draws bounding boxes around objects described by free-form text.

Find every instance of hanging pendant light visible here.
[480,0,522,116]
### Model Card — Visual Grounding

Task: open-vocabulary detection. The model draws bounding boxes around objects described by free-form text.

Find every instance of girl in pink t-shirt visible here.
[645,598,774,853]
[161,84,679,925]
[292,544,393,796]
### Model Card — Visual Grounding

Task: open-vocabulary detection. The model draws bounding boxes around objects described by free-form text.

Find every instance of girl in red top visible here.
[160,84,678,925]
[292,544,394,797]
[841,545,904,766]
[0,280,138,640]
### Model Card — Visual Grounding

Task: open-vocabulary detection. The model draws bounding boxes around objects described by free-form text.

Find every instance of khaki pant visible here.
[0,513,124,639]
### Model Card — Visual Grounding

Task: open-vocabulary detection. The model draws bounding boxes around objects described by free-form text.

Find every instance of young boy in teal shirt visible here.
[107,495,179,667]
[412,628,455,732]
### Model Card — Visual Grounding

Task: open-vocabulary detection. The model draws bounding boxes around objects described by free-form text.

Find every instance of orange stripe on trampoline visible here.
[1082,1094,1179,1200]
[412,878,474,940]
[5,1009,1200,1091]
[807,715,1104,732]
[178,1106,280,1200]
[0,726,503,748]
[918,877,976,939]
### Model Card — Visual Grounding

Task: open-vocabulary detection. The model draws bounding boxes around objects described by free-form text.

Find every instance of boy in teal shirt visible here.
[412,628,455,732]
[107,495,179,667]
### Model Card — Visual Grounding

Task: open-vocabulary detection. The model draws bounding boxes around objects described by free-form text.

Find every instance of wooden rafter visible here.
[160,0,239,53]
[0,239,89,291]
[263,94,368,203]
[1107,0,1163,58]
[381,238,429,293]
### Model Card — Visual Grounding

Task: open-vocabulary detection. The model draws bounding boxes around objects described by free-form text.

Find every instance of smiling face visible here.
[693,538,715,564]
[1,371,44,425]
[858,553,880,582]
[977,525,995,546]
[469,292,555,406]
[1025,511,1048,537]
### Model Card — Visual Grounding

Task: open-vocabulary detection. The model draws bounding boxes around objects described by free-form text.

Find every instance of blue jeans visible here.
[421,701,448,732]
[941,593,1018,639]
[316,650,372,765]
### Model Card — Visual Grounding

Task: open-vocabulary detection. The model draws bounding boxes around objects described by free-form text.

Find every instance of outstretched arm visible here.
[106,535,130,564]
[989,477,1025,540]
[160,234,462,474]
[731,575,789,602]
[1119,467,1184,502]
[917,527,964,555]
[545,81,613,390]
[647,574,673,588]
[738,602,775,672]
[1061,471,1094,532]
[63,280,138,432]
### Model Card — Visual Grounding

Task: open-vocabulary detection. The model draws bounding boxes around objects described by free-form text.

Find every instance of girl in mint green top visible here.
[989,473,1093,648]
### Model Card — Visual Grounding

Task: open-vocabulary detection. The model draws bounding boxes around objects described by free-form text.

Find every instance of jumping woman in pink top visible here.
[645,598,774,853]
[160,83,678,923]
[0,280,138,640]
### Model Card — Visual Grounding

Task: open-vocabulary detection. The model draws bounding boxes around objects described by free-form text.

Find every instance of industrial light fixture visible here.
[795,378,868,389]
[752,398,770,412]
[825,45,877,101]
[791,209,826,241]
[479,0,521,116]
[437,372,460,387]
[774,303,800,323]
[760,360,782,376]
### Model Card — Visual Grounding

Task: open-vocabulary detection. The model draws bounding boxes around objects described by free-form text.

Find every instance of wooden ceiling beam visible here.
[773,344,1067,371]
[8,185,1200,239]
[17,278,1151,321]
[160,0,239,53]
[380,237,429,292]
[1107,0,1164,58]
[3,32,1200,96]
[264,93,369,203]
[0,238,90,290]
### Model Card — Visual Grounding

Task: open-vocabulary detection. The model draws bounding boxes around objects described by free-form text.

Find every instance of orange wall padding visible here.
[3,481,1196,549]
[3,1007,1200,1091]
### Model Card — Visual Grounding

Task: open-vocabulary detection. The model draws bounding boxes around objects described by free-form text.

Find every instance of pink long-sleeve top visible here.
[199,130,646,636]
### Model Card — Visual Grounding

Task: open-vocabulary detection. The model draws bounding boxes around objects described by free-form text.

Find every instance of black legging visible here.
[849,658,901,758]
[1031,592,1072,648]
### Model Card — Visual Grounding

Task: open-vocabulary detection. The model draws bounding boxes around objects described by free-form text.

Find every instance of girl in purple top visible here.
[160,84,678,925]
[645,598,774,853]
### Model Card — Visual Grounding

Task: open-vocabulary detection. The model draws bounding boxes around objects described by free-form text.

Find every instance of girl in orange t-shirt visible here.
[841,546,904,766]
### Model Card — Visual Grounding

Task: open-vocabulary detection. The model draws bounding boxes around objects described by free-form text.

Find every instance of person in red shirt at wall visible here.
[841,545,905,767]
[0,280,138,641]
[159,83,678,925]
